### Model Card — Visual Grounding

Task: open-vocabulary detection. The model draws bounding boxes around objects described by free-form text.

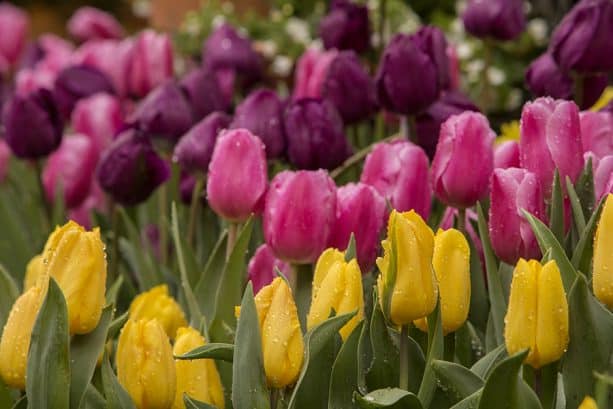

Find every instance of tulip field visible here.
[0,0,613,408]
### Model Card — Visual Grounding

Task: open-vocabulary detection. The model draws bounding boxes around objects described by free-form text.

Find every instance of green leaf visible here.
[105,275,124,305]
[455,321,485,368]
[467,218,489,330]
[329,321,364,409]
[195,230,228,321]
[80,385,106,409]
[0,263,19,330]
[26,279,70,409]
[101,353,136,409]
[11,395,27,409]
[470,344,507,379]
[366,299,399,390]
[575,156,595,218]
[549,171,565,244]
[175,343,234,362]
[417,300,444,408]
[232,283,270,409]
[571,196,605,276]
[0,378,16,409]
[357,314,372,394]
[344,233,357,262]
[184,394,217,409]
[354,388,423,409]
[69,305,114,409]
[107,310,129,340]
[565,176,587,234]
[450,390,482,409]
[431,360,484,404]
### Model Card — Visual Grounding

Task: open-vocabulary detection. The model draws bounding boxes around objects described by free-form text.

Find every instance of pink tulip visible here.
[36,34,75,73]
[489,168,546,265]
[248,244,291,293]
[360,139,431,219]
[72,93,124,152]
[580,111,613,159]
[128,30,173,97]
[494,140,520,169]
[589,153,613,202]
[68,6,124,42]
[15,67,56,95]
[446,45,460,90]
[329,183,387,271]
[519,97,584,193]
[264,170,337,264]
[293,47,338,99]
[67,182,106,229]
[0,140,10,183]
[432,112,495,208]
[206,129,267,222]
[0,3,29,66]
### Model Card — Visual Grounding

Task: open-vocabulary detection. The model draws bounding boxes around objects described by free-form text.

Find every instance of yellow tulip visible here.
[172,327,225,409]
[377,210,438,326]
[593,194,613,308]
[23,254,44,291]
[0,283,47,389]
[116,319,176,409]
[578,396,598,409]
[504,259,569,368]
[307,248,364,340]
[414,228,471,335]
[254,277,304,388]
[129,285,188,340]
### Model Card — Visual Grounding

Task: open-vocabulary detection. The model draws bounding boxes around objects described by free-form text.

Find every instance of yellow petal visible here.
[23,254,44,292]
[129,285,187,340]
[593,194,613,308]
[578,396,598,409]
[312,248,345,298]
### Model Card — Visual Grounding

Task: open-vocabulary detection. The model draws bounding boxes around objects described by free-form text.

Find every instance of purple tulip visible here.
[494,140,520,169]
[206,129,268,222]
[179,67,229,121]
[284,98,351,170]
[320,0,370,54]
[72,93,124,152]
[264,170,337,264]
[53,65,115,117]
[67,6,124,42]
[130,81,194,142]
[361,140,432,219]
[580,111,613,159]
[376,27,449,115]
[129,30,173,97]
[0,140,10,183]
[462,0,525,41]
[179,173,205,204]
[0,3,29,67]
[230,89,285,158]
[432,112,495,208]
[293,48,338,99]
[174,112,232,174]
[329,183,386,271]
[2,88,63,159]
[96,129,170,206]
[42,134,98,208]
[526,53,573,100]
[550,0,613,73]
[592,154,613,201]
[519,97,584,193]
[248,244,292,293]
[489,168,546,265]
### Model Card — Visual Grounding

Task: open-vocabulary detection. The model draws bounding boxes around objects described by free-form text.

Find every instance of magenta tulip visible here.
[590,154,613,201]
[72,93,124,152]
[67,182,106,229]
[0,3,29,67]
[580,111,613,159]
[293,48,338,100]
[432,112,495,208]
[128,30,173,97]
[248,244,291,293]
[264,170,337,264]
[67,6,124,42]
[494,140,520,169]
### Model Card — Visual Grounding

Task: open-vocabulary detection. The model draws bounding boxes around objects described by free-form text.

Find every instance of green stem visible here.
[456,208,466,233]
[378,0,388,54]
[158,184,169,265]
[271,388,279,409]
[293,263,314,332]
[444,333,455,362]
[407,115,417,143]
[187,176,204,247]
[33,160,51,230]
[480,41,493,112]
[538,363,558,409]
[573,73,585,109]
[595,372,610,409]
[399,325,410,390]
[331,135,396,180]
[226,222,238,261]
[109,201,120,284]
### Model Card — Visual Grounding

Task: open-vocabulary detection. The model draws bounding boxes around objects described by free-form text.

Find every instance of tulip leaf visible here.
[417,300,444,408]
[195,229,228,320]
[449,389,482,409]
[562,274,613,408]
[288,311,356,409]
[565,176,587,234]
[571,196,605,276]
[329,321,364,409]
[357,313,372,394]
[105,275,124,305]
[107,310,129,340]
[431,360,484,404]
[184,394,217,409]
[0,263,19,330]
[575,156,595,218]
[344,233,357,262]
[467,222,489,331]
[470,344,507,379]
[100,352,136,409]
[81,384,106,409]
[69,304,114,409]
[11,395,27,409]
[366,299,400,390]
[175,342,234,362]
[26,278,70,409]
[455,321,485,367]
[232,282,270,409]
[354,388,423,409]
[549,171,565,245]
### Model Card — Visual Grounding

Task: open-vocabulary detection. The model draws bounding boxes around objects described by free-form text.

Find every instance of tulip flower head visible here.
[462,0,526,41]
[179,67,229,121]
[319,0,371,54]
[578,396,599,409]
[67,6,124,42]
[23,254,44,292]
[129,285,188,340]
[593,194,613,308]
[248,244,291,293]
[129,30,174,97]
[0,3,29,67]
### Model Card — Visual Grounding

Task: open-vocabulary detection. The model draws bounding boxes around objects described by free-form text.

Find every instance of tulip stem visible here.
[537,363,558,409]
[444,334,455,362]
[226,222,238,260]
[456,208,466,233]
[330,135,396,180]
[407,115,417,143]
[399,324,410,390]
[33,159,51,230]
[158,184,168,265]
[479,40,493,112]
[109,200,120,283]
[293,263,313,332]
[379,0,388,53]
[187,176,204,247]
[271,388,279,409]
[573,73,585,109]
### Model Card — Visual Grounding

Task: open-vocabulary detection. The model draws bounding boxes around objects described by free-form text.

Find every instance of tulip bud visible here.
[525,53,573,101]
[462,0,525,41]
[23,254,44,291]
[320,0,370,54]
[253,277,304,388]
[432,112,495,208]
[284,98,351,170]
[179,67,229,121]
[414,229,470,335]
[206,128,267,222]
[97,129,170,206]
[2,88,63,159]
[230,89,286,158]
[248,244,291,293]
[308,249,364,340]
[593,194,613,307]
[0,283,47,389]
[72,93,124,152]
[67,6,124,42]
[116,319,176,409]
[129,285,187,340]
[578,396,598,409]
[440,208,484,267]
[580,111,613,159]
[53,65,115,117]
[494,141,520,169]
[293,48,338,100]
[0,3,29,67]
[361,140,431,219]
[377,210,437,325]
[173,327,225,409]
[593,155,613,201]
[264,170,337,264]
[504,259,569,368]
[129,30,173,98]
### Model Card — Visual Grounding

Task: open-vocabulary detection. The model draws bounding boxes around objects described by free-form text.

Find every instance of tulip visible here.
[72,93,124,152]
[293,48,338,100]
[96,129,170,206]
[23,255,44,291]
[129,30,174,97]
[519,97,584,193]
[43,220,107,334]
[414,228,470,335]
[361,140,431,219]
[179,67,229,121]
[593,155,613,201]
[174,112,231,174]
[172,327,225,409]
[550,0,613,73]
[53,65,115,117]
[580,111,613,159]
[230,88,286,158]
[504,259,569,368]
[284,98,351,170]
[462,0,525,41]
[376,27,450,115]
[206,128,267,222]
[67,6,124,42]
[248,244,291,293]
[253,277,304,388]
[593,194,613,308]
[307,249,364,339]
[320,0,370,54]
[329,183,386,271]
[0,3,29,67]
[129,285,188,340]
[432,112,495,208]
[264,170,337,264]
[0,283,47,389]
[28,34,74,73]
[2,88,63,159]
[494,140,520,169]
[0,140,10,183]
[578,396,598,409]
[525,53,573,100]
[377,210,437,325]
[67,182,106,230]
[116,319,176,409]
[440,208,483,267]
